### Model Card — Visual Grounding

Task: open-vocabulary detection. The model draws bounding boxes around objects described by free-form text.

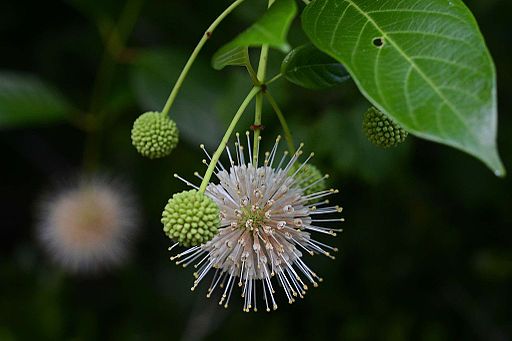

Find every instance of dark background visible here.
[1,0,511,340]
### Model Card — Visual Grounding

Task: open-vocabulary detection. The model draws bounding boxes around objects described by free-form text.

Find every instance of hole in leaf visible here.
[372,37,384,48]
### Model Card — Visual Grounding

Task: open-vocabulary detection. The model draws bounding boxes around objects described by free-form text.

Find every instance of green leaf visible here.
[302,0,505,176]
[212,47,250,71]
[0,72,72,128]
[212,0,298,67]
[281,44,350,89]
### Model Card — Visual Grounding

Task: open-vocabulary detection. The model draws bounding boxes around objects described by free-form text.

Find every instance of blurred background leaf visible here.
[0,72,73,128]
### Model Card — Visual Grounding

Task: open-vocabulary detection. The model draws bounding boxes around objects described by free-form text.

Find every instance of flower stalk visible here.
[198,86,260,192]
[264,91,296,154]
[252,0,275,164]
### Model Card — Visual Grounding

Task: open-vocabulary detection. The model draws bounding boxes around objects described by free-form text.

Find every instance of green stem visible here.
[252,0,275,164]
[162,0,245,116]
[256,45,270,82]
[245,63,260,85]
[199,87,260,193]
[264,91,296,154]
[253,92,264,164]
[266,73,282,85]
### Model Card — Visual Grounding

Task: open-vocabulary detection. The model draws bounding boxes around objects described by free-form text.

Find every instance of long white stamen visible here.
[168,242,180,252]
[246,131,253,165]
[277,151,289,170]
[201,144,225,172]
[269,135,281,168]
[173,174,199,190]
[289,152,315,179]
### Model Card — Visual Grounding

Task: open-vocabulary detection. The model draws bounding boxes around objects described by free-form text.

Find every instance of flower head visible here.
[162,189,220,247]
[36,175,138,273]
[363,107,408,148]
[131,111,179,158]
[169,134,343,312]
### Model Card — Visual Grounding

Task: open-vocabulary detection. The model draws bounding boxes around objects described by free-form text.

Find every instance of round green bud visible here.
[161,190,219,247]
[131,111,179,159]
[290,163,326,196]
[363,107,408,148]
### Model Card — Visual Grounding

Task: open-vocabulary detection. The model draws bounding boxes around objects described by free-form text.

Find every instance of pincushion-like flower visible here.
[168,134,343,312]
[131,111,179,159]
[36,176,138,273]
[363,107,408,148]
[162,189,220,247]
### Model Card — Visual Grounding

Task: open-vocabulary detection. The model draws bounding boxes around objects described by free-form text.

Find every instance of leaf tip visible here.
[494,165,506,178]
[483,149,506,178]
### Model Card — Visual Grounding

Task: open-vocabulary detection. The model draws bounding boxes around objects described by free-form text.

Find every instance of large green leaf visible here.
[302,0,505,176]
[281,44,350,89]
[212,0,297,68]
[0,72,72,128]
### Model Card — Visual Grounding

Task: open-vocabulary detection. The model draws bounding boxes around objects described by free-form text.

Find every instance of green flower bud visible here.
[290,163,326,196]
[161,190,219,247]
[363,107,408,148]
[131,111,179,159]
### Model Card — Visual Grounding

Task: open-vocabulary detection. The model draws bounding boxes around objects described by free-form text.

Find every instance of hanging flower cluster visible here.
[125,0,386,312]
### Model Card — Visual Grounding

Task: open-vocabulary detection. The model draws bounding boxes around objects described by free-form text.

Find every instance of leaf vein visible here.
[366,9,466,25]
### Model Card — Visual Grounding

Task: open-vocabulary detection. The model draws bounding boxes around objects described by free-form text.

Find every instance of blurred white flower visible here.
[36,175,139,273]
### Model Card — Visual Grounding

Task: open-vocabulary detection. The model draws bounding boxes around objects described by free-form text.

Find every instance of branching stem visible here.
[266,73,282,85]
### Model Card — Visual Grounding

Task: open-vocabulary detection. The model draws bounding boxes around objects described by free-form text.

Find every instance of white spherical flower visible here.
[36,176,139,273]
[170,134,343,312]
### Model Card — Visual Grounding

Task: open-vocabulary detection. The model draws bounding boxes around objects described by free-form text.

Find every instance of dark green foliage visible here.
[281,44,350,90]
[0,72,72,128]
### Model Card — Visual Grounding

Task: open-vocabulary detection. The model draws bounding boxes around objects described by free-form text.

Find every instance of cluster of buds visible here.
[131,111,179,159]
[363,107,408,148]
